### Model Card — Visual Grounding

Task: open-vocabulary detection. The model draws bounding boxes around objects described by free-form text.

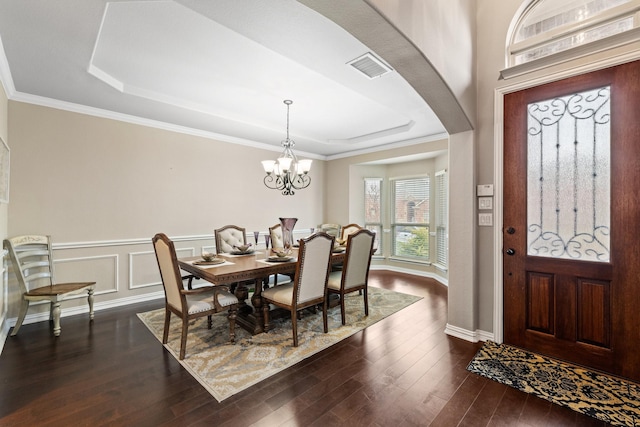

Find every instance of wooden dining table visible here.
[178,248,346,335]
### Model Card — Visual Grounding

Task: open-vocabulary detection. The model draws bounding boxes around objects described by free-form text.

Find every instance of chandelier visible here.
[261,100,312,196]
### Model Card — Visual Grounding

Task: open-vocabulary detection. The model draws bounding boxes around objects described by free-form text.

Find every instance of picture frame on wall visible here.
[0,136,9,203]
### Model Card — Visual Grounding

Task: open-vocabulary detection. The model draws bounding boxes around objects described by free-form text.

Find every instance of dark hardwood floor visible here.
[0,271,608,426]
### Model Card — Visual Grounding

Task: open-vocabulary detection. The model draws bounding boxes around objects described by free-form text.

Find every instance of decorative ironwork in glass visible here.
[527,86,610,262]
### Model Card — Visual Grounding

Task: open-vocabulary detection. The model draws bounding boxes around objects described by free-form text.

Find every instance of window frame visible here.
[363,177,383,255]
[390,175,430,263]
[502,0,640,79]
[434,169,448,270]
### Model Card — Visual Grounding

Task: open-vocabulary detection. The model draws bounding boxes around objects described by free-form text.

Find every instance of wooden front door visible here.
[503,60,640,381]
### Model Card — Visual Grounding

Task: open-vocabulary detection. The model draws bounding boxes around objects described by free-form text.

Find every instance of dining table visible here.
[178,247,346,335]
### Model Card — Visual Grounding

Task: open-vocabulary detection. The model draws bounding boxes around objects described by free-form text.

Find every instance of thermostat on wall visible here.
[477,184,494,196]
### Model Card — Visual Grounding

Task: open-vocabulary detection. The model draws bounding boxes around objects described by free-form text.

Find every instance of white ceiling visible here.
[0,0,447,159]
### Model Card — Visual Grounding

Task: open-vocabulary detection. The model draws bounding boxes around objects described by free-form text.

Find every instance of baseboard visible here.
[370,264,448,287]
[3,291,165,328]
[444,323,494,343]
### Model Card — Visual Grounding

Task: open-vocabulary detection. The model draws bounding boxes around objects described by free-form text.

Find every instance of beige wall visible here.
[0,81,8,337]
[5,101,327,319]
[327,139,449,280]
[367,0,479,337]
[369,0,477,123]
[326,138,447,223]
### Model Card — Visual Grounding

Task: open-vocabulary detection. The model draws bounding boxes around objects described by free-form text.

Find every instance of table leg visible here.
[250,277,267,331]
[232,277,268,335]
[233,282,252,315]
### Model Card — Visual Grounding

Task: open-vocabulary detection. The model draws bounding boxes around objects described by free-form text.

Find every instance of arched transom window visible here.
[505,0,640,74]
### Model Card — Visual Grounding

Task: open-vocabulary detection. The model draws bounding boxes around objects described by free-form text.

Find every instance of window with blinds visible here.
[364,178,382,255]
[435,170,448,269]
[392,177,430,261]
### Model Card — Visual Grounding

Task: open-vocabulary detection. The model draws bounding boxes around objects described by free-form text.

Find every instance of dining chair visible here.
[340,223,362,243]
[266,223,293,287]
[4,235,95,337]
[214,225,247,254]
[214,224,260,294]
[317,223,341,238]
[262,232,335,347]
[152,233,238,360]
[332,223,362,273]
[327,228,375,325]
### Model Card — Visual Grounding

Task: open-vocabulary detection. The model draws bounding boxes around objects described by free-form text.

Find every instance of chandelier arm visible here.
[263,174,285,191]
[289,173,311,190]
[261,99,309,196]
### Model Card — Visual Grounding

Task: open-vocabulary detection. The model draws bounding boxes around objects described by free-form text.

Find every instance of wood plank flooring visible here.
[0,271,608,426]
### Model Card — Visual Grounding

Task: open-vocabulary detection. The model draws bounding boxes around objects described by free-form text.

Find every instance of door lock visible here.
[506,248,516,256]
[506,227,516,234]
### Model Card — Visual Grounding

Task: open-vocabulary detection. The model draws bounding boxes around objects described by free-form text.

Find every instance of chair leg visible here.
[179,318,189,360]
[340,292,347,326]
[10,299,29,337]
[363,287,369,317]
[162,309,171,344]
[207,315,212,329]
[88,288,95,320]
[228,304,237,344]
[51,301,62,336]
[292,310,299,347]
[322,299,328,333]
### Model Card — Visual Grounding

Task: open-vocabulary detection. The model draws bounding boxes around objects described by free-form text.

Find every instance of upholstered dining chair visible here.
[4,235,95,337]
[327,228,375,325]
[340,223,362,243]
[214,224,257,293]
[317,223,341,238]
[332,223,362,273]
[266,223,293,287]
[152,233,238,360]
[262,232,335,347]
[214,225,247,254]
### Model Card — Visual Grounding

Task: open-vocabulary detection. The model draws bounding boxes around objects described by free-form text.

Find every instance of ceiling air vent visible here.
[347,52,392,79]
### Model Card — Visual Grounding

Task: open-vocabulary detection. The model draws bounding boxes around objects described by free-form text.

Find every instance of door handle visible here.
[506,227,516,234]
[506,248,516,256]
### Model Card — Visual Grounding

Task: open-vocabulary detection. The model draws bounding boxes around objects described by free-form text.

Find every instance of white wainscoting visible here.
[0,232,454,349]
[129,247,195,290]
[54,253,119,296]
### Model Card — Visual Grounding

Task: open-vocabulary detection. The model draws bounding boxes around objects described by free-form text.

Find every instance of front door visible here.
[503,60,640,381]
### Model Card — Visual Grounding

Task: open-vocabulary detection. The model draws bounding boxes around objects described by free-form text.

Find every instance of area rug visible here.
[138,287,421,402]
[467,340,640,426]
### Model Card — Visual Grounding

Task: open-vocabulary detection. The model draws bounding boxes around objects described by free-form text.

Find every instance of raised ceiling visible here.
[0,0,449,158]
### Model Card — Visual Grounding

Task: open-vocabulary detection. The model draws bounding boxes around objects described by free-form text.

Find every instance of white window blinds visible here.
[392,177,430,260]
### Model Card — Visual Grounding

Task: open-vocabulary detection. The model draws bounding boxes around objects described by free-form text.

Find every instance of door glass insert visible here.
[527,86,610,262]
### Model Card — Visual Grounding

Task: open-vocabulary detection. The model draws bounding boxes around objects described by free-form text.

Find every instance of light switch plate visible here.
[477,184,494,196]
[479,213,493,226]
[478,197,493,210]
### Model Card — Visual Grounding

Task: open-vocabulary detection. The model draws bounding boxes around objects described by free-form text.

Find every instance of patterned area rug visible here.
[138,287,421,402]
[467,341,640,426]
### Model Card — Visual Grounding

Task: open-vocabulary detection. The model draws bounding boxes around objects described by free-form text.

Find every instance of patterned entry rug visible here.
[138,286,421,402]
[467,340,640,426]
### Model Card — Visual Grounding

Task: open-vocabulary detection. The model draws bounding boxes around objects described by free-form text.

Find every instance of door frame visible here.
[492,50,640,344]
